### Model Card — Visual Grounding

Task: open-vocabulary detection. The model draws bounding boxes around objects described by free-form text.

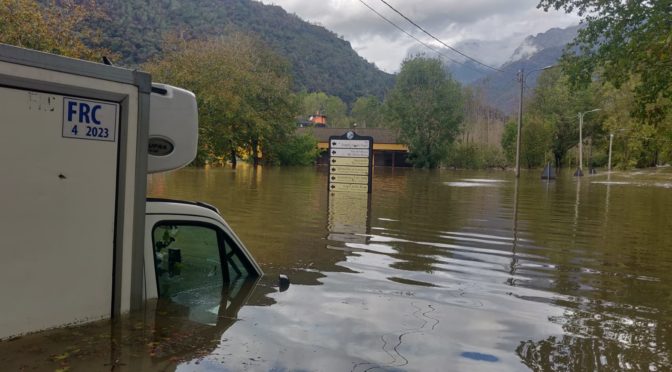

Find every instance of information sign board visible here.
[330,165,370,176]
[330,157,369,167]
[330,148,369,158]
[330,139,370,149]
[330,174,369,184]
[329,183,369,192]
[328,131,373,194]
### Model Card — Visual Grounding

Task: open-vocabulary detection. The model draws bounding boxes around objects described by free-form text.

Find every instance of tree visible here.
[521,114,553,168]
[445,142,507,170]
[145,33,298,167]
[501,121,517,164]
[385,57,463,168]
[0,0,110,60]
[528,68,600,168]
[538,0,672,123]
[299,92,349,127]
[351,96,385,128]
[273,132,321,166]
[461,86,506,146]
[501,117,552,169]
[599,80,672,168]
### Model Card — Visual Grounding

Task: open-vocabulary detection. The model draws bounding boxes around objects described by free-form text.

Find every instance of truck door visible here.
[144,214,260,306]
[0,85,121,338]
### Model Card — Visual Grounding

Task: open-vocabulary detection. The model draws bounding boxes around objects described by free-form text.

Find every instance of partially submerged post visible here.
[575,109,601,177]
[541,163,556,180]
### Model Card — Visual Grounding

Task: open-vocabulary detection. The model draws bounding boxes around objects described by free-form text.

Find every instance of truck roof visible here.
[146,198,222,220]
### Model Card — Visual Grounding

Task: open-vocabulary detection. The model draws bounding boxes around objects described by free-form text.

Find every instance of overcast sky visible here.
[257,0,580,73]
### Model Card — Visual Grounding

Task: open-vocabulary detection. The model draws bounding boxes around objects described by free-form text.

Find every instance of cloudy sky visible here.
[258,0,580,73]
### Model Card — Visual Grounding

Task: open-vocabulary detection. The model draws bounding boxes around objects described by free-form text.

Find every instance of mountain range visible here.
[451,25,580,114]
[51,0,579,114]
[388,24,580,115]
[58,0,394,105]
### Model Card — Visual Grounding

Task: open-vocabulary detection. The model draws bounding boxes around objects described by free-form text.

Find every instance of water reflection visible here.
[0,279,265,370]
[3,166,670,371]
[510,178,520,281]
[327,191,371,246]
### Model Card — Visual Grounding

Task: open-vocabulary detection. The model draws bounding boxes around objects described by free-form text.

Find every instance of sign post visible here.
[327,131,373,248]
[328,131,373,193]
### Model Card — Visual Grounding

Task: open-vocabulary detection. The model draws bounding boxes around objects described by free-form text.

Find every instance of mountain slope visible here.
[472,25,580,114]
[62,0,393,104]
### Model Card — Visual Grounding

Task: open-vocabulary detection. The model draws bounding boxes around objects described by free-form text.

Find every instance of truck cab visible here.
[0,44,261,340]
[145,199,261,303]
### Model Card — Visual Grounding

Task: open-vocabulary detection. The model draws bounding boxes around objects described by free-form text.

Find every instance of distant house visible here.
[297,111,327,128]
[308,112,327,127]
[296,127,411,167]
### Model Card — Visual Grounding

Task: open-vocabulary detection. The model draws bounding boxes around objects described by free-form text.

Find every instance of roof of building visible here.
[295,127,400,144]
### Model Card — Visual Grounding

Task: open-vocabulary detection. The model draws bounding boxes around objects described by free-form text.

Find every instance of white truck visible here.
[0,44,262,340]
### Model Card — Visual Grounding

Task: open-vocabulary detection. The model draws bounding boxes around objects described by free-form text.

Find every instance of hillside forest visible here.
[1,0,670,169]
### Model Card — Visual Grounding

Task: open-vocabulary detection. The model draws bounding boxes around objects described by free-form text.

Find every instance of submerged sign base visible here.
[328,131,373,193]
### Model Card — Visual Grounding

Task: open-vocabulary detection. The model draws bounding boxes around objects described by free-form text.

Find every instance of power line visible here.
[376,0,505,73]
[357,0,488,75]
[357,0,460,64]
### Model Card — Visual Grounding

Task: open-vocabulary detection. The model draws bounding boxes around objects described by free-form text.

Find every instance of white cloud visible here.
[257,0,580,72]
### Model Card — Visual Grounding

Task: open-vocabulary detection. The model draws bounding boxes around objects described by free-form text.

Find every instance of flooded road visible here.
[2,166,672,371]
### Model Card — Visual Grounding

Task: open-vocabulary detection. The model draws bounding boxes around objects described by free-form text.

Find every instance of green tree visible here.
[299,92,349,127]
[0,0,110,60]
[385,57,463,168]
[501,120,517,164]
[528,68,600,168]
[351,95,385,128]
[500,117,552,169]
[446,142,507,170]
[146,33,298,167]
[66,0,393,102]
[273,132,321,166]
[538,0,672,124]
[599,80,672,168]
[521,114,553,168]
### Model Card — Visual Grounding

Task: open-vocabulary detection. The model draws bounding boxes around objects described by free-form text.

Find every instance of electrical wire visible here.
[357,0,489,75]
[357,0,460,65]
[376,0,505,73]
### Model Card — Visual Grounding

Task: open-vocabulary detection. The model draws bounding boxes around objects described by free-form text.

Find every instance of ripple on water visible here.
[444,181,499,187]
[132,168,672,370]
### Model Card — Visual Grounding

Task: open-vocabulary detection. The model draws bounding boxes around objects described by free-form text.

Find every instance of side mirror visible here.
[279,274,290,292]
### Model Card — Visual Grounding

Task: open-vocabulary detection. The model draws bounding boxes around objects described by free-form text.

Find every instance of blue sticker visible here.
[62,97,118,142]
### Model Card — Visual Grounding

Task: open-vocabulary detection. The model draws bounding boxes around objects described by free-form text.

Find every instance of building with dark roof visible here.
[296,127,410,167]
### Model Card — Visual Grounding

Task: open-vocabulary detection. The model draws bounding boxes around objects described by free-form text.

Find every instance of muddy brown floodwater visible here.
[1,166,671,371]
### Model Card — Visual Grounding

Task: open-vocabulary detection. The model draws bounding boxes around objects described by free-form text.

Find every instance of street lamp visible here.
[573,108,601,177]
[608,132,614,172]
[515,65,556,177]
[608,129,626,172]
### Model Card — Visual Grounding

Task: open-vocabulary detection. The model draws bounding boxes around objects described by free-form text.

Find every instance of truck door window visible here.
[223,236,252,282]
[152,222,258,299]
[153,224,224,299]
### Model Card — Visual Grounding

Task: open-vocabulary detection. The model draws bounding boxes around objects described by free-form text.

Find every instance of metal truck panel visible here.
[0,45,149,338]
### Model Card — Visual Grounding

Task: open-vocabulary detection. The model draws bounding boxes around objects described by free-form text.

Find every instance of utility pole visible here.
[514,69,524,177]
[608,133,614,172]
[513,65,556,178]
[577,112,584,176]
[574,109,600,177]
[608,129,625,172]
